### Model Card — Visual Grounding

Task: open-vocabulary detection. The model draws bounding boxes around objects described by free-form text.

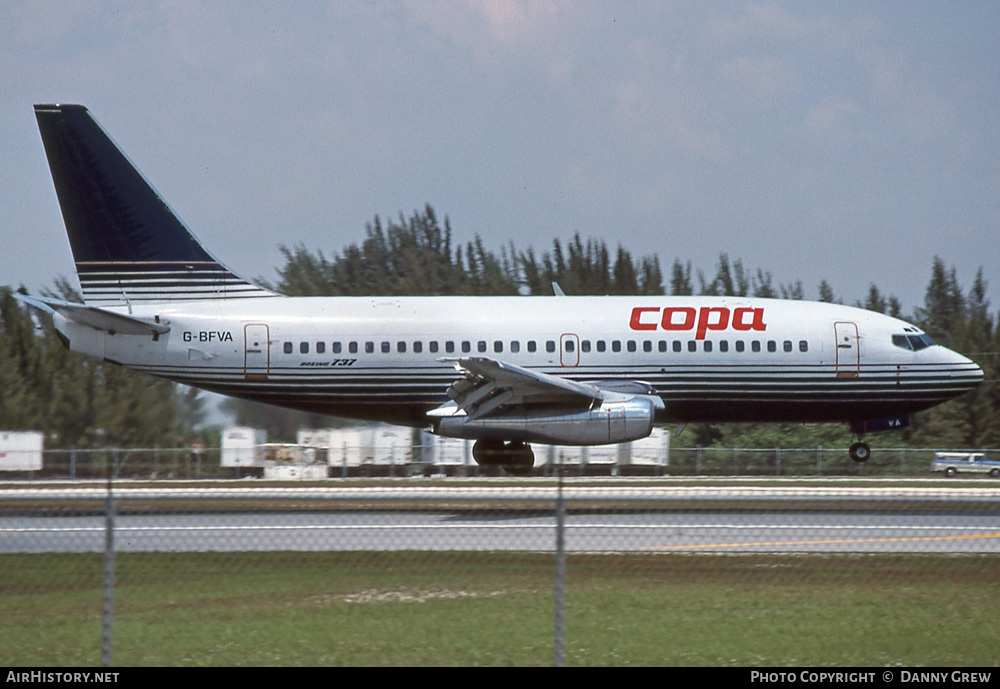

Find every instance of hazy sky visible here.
[2,1,998,312]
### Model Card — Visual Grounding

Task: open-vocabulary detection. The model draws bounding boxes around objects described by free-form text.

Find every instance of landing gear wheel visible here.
[849,442,871,463]
[472,439,506,465]
[502,441,534,476]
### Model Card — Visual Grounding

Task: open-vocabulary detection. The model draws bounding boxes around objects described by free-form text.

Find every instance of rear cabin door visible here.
[244,324,270,379]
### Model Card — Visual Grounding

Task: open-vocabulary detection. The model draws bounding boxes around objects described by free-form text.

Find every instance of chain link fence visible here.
[5,444,999,479]
[2,445,1000,666]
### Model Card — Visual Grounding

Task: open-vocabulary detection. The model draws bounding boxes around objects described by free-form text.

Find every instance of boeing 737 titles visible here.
[17,104,984,473]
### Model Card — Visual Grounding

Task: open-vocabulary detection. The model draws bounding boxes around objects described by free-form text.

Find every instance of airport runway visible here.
[3,509,1000,554]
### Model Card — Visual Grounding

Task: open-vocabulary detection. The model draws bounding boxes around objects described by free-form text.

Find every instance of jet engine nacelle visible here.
[434,397,657,446]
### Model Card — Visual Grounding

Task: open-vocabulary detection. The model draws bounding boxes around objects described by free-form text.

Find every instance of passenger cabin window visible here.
[565,340,575,353]
[597,340,606,353]
[283,342,293,354]
[580,340,590,353]
[413,341,423,353]
[429,341,439,353]
[783,340,792,352]
[735,340,745,353]
[316,342,325,354]
[511,341,520,353]
[349,342,358,354]
[333,342,342,354]
[528,341,537,353]
[381,341,391,353]
[799,340,808,353]
[612,341,622,353]
[300,342,309,354]
[445,341,455,354]
[687,341,696,353]
[461,341,471,353]
[365,342,374,354]
[546,340,556,353]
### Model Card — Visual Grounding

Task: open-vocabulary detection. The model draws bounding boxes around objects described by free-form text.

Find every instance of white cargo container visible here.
[264,465,328,480]
[220,426,267,467]
[628,427,670,466]
[297,428,338,448]
[419,431,473,467]
[0,431,44,471]
[323,424,414,468]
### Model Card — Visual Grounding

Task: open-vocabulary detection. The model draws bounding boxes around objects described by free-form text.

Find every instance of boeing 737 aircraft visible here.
[19,104,983,472]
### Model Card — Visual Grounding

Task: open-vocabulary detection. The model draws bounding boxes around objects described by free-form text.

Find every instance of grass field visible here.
[2,551,998,666]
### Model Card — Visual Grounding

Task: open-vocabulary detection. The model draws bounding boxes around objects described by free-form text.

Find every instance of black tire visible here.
[944,467,957,478]
[472,439,506,466]
[849,442,871,463]
[989,468,999,479]
[502,442,534,476]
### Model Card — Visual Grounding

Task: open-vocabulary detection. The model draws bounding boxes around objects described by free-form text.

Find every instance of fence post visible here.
[101,451,116,667]
[816,446,822,477]
[775,447,781,476]
[554,461,565,667]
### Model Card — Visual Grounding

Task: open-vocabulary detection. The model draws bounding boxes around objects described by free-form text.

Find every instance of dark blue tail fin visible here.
[34,104,273,306]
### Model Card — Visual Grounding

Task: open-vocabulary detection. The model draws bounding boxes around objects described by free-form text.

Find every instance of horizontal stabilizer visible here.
[15,294,170,336]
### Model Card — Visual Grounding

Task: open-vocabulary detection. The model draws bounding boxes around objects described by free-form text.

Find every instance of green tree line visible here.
[3,205,997,450]
[0,286,203,448]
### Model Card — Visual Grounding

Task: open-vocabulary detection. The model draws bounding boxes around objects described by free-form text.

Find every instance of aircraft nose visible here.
[950,348,984,391]
[972,361,985,386]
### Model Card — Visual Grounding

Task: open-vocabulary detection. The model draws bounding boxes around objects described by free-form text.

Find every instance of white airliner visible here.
[19,104,983,472]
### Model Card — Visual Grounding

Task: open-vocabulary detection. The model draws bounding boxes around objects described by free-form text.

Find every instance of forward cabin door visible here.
[244,324,270,379]
[834,321,859,377]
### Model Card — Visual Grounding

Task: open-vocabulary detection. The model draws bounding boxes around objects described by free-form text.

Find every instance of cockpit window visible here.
[908,334,935,351]
[893,333,936,351]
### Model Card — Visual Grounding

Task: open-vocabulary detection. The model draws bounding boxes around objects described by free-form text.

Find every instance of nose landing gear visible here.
[848,441,871,463]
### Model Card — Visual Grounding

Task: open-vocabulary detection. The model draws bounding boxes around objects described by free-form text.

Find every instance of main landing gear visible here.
[472,439,535,476]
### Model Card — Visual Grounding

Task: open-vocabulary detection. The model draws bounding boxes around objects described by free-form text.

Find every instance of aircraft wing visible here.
[15,294,170,337]
[429,357,662,421]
